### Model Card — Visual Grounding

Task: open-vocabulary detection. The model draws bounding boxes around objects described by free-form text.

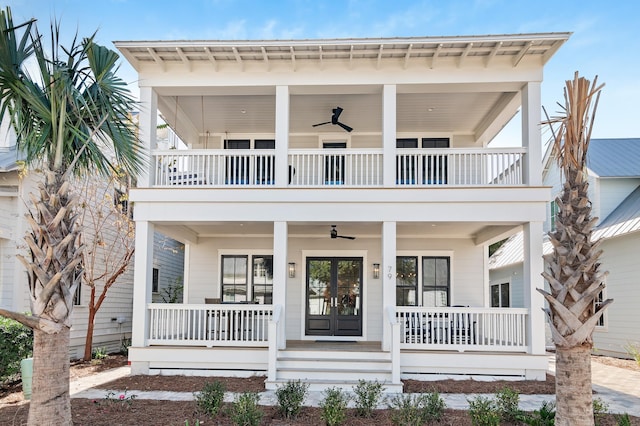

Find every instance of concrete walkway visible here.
[70,356,640,416]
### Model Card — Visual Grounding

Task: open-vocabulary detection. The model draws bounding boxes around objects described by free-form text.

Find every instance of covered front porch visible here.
[129,219,547,389]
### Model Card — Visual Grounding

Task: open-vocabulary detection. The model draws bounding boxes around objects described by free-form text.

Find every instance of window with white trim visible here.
[490,282,510,307]
[595,288,605,327]
[396,255,450,307]
[221,254,273,303]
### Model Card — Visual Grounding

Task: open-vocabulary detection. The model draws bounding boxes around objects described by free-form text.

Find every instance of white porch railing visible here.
[396,307,529,352]
[288,149,383,186]
[147,303,273,347]
[150,147,526,187]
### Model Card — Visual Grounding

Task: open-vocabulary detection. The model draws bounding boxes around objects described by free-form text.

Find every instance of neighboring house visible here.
[490,138,640,359]
[0,119,184,359]
[116,32,569,391]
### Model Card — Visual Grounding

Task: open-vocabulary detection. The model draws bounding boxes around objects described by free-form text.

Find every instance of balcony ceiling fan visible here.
[312,107,353,132]
[331,225,355,240]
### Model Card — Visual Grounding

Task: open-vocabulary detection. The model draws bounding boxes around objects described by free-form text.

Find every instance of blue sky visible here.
[5,0,639,145]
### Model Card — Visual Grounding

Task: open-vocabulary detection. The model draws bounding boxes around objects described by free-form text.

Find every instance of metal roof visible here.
[115,32,570,72]
[0,145,21,172]
[593,185,640,240]
[490,185,640,269]
[587,138,640,177]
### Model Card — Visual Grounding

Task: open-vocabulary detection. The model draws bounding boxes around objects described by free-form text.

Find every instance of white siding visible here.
[592,233,640,358]
[489,265,524,308]
[152,232,185,303]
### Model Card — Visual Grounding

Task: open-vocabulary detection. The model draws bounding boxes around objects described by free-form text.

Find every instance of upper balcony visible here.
[149,146,526,188]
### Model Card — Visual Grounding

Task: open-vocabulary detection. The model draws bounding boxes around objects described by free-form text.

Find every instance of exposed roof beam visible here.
[430,43,443,69]
[290,46,296,71]
[349,45,354,69]
[146,47,165,71]
[319,45,324,69]
[376,44,383,69]
[175,47,191,71]
[458,42,473,68]
[261,46,269,70]
[485,41,502,67]
[542,39,565,64]
[232,46,243,70]
[404,43,413,69]
[513,41,533,67]
[203,47,217,71]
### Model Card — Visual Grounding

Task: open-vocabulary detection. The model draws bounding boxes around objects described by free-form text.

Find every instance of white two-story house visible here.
[116,32,569,391]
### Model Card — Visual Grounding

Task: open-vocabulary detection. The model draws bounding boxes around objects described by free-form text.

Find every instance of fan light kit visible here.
[330,225,355,240]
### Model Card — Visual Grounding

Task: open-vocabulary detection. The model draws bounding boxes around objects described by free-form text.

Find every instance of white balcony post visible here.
[138,87,157,188]
[273,221,288,348]
[382,221,397,351]
[275,86,289,188]
[382,85,397,187]
[131,221,155,349]
[523,221,545,354]
[521,82,542,186]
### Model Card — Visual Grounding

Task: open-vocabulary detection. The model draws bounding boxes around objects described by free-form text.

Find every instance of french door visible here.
[305,257,363,336]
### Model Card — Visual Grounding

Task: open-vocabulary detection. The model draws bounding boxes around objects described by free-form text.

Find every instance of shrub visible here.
[229,392,263,426]
[92,346,108,360]
[276,379,308,419]
[194,380,226,417]
[517,400,556,426]
[624,342,640,366]
[495,387,521,421]
[353,379,383,417]
[467,395,500,426]
[388,392,445,426]
[615,413,632,426]
[593,397,609,425]
[0,317,33,384]
[320,387,349,426]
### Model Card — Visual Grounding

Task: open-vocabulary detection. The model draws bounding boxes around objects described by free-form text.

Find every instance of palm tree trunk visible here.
[555,345,593,426]
[28,327,71,426]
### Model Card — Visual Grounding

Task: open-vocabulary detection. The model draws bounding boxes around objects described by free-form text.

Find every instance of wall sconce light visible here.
[373,263,380,279]
[288,262,296,278]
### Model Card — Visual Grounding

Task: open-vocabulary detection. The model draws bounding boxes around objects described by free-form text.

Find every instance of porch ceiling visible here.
[154,221,521,241]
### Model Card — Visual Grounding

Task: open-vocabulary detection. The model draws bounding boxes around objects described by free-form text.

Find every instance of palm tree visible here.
[0,7,144,425]
[540,72,612,425]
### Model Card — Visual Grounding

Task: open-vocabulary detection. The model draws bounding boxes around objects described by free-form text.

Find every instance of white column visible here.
[523,221,545,354]
[131,221,155,348]
[382,85,397,187]
[275,86,290,188]
[521,82,542,186]
[273,221,288,348]
[381,221,397,351]
[138,87,157,188]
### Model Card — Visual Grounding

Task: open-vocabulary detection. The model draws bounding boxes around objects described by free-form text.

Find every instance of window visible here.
[114,188,132,218]
[490,282,510,307]
[550,200,559,231]
[396,257,418,306]
[422,138,449,184]
[396,138,418,184]
[73,284,82,306]
[221,254,274,303]
[252,255,273,304]
[224,139,250,184]
[395,255,451,307]
[595,289,605,327]
[422,257,450,307]
[222,255,248,302]
[152,268,159,293]
[323,142,346,185]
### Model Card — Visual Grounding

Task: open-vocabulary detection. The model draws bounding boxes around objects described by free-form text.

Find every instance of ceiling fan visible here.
[331,225,355,240]
[312,107,353,132]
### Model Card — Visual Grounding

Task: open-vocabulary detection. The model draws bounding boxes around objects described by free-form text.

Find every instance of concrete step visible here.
[277,349,391,361]
[278,357,391,371]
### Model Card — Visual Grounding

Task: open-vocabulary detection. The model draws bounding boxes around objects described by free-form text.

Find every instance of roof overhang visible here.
[115,32,571,73]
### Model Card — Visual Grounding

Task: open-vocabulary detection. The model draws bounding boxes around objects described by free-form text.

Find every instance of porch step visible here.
[266,348,401,393]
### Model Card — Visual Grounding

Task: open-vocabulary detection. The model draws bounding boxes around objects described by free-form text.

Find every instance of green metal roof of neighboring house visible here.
[587,138,640,177]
